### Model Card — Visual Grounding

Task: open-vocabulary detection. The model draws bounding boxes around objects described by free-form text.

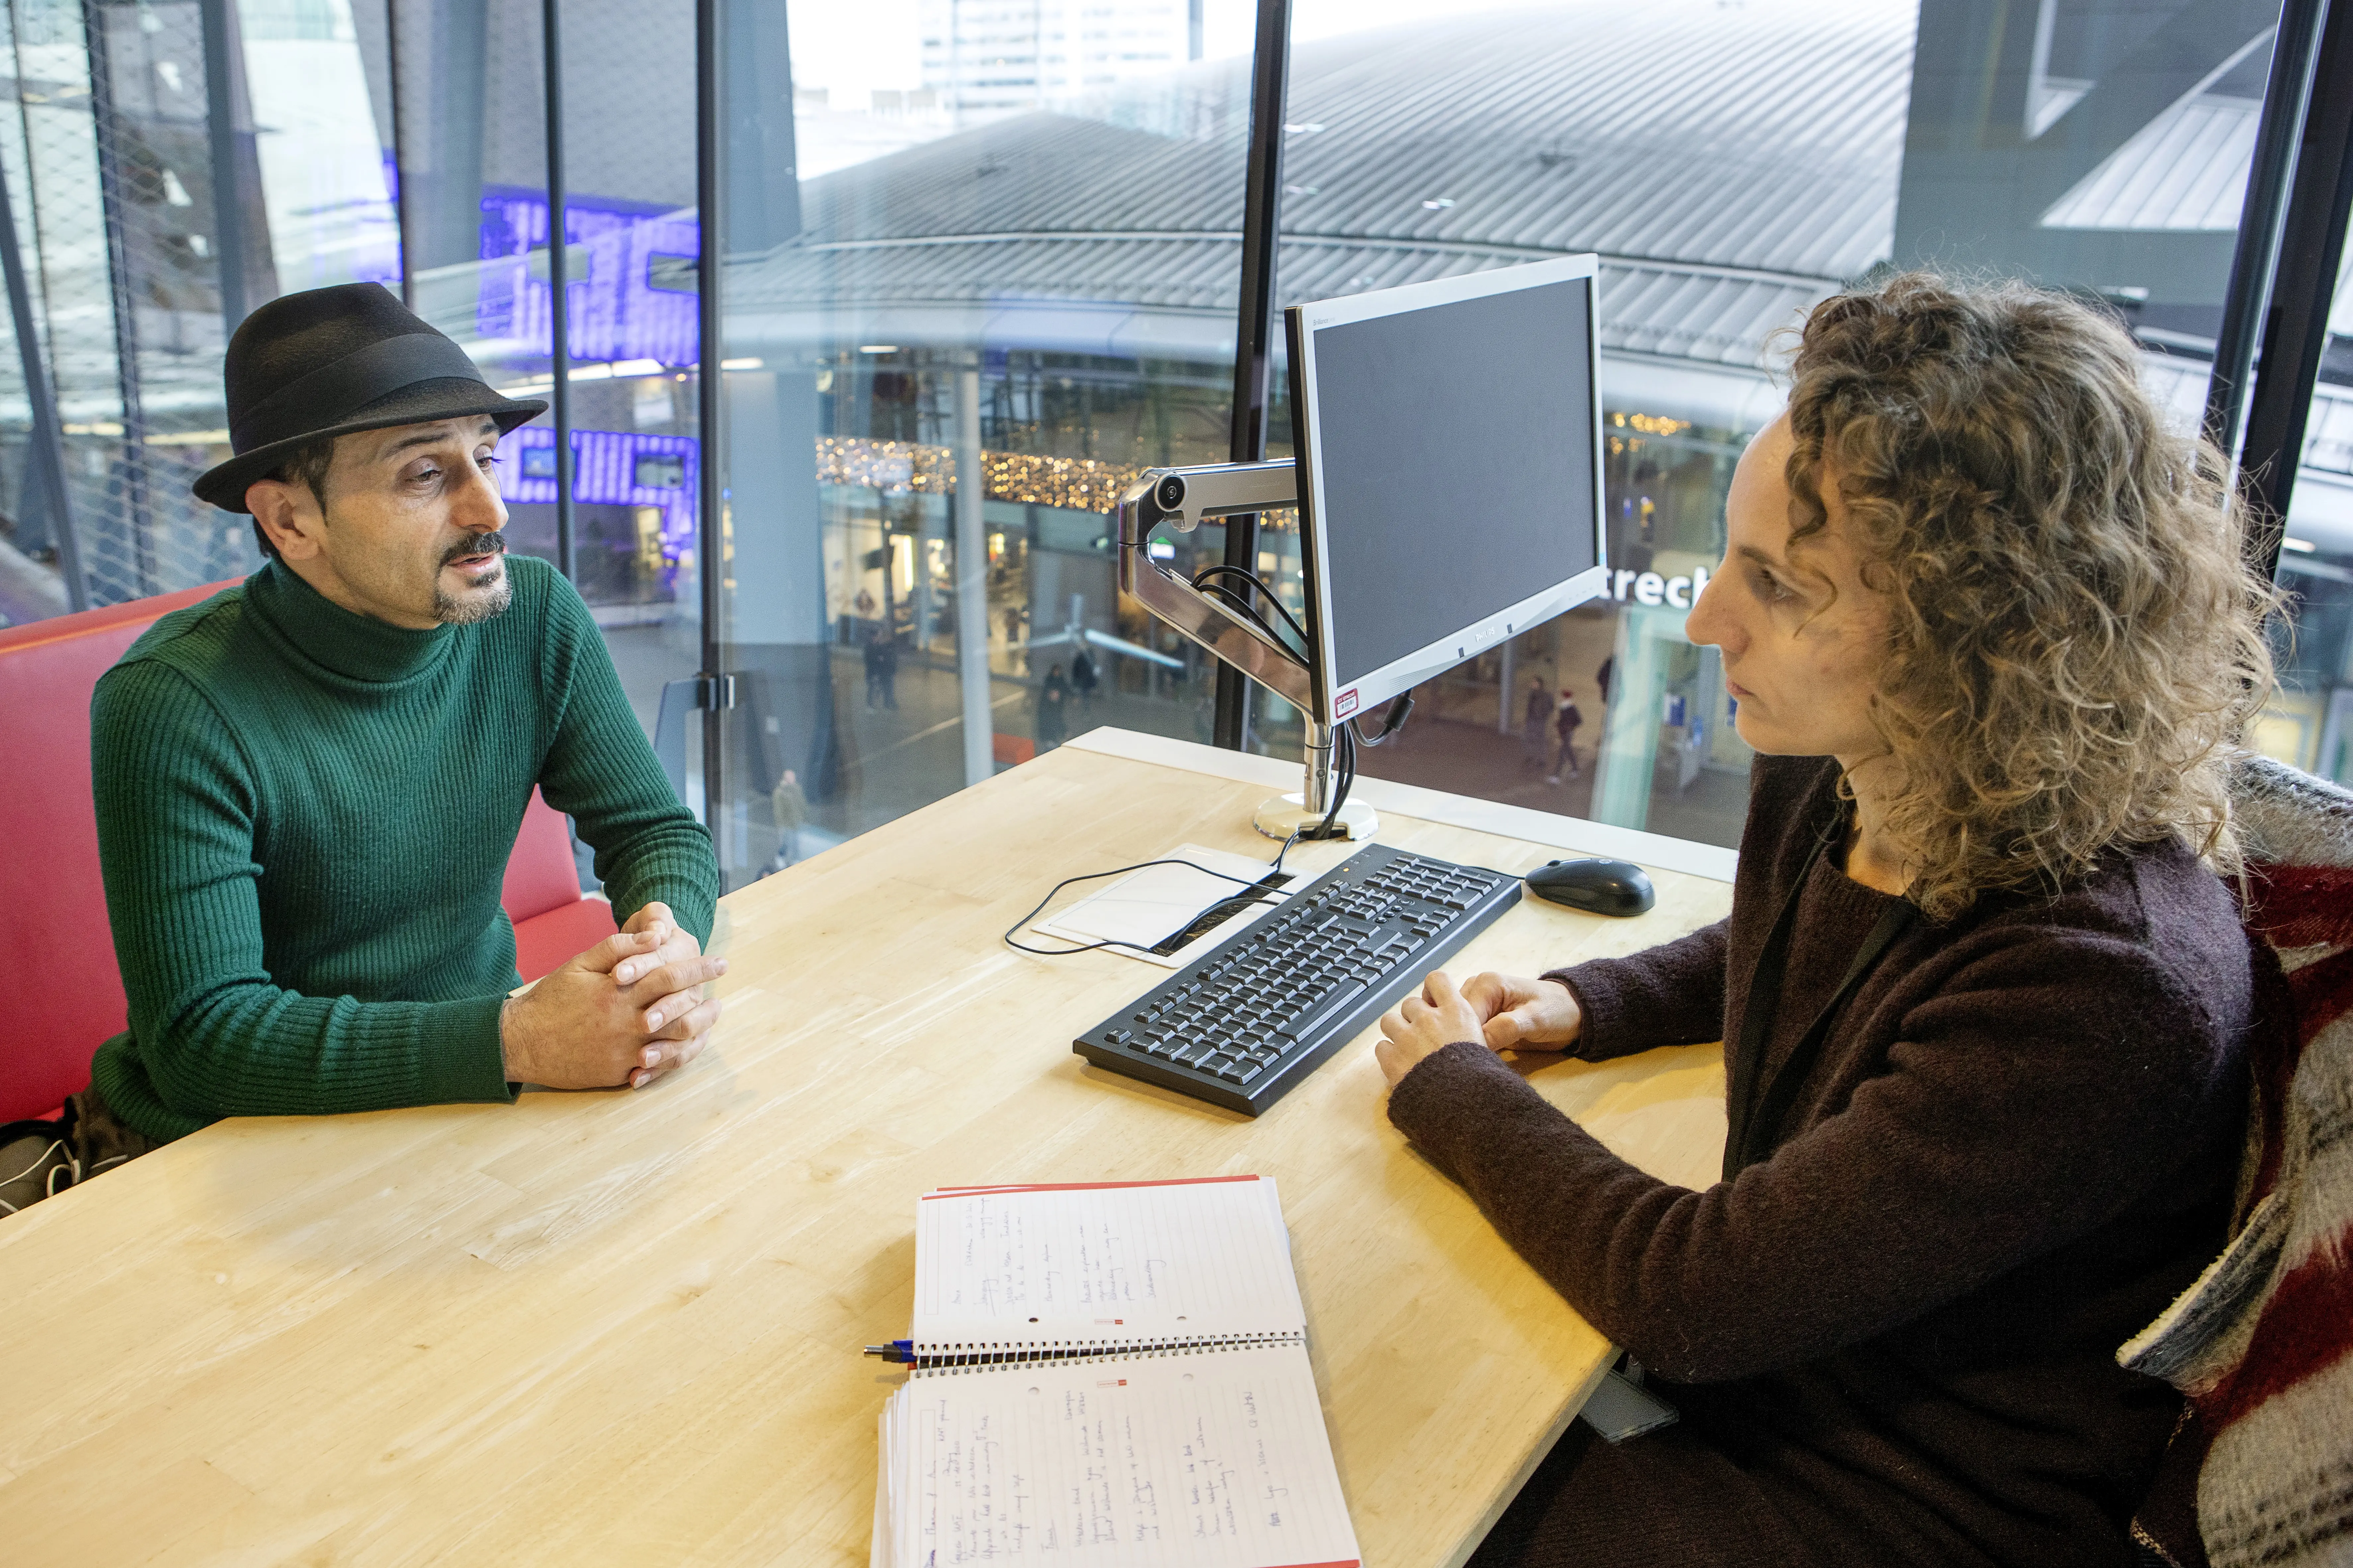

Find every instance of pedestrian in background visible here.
[1548,689,1584,783]
[1002,604,1027,670]
[875,629,899,710]
[1038,663,1070,750]
[1072,645,1100,711]
[1520,672,1551,768]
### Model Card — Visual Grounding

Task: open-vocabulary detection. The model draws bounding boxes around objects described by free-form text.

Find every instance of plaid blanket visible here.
[2121,755,2353,1568]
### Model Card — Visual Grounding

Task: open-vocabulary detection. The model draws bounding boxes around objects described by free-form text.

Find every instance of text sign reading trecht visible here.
[1601,564,1709,610]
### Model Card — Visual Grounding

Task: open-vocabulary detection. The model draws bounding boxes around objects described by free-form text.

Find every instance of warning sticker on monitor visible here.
[1335,688,1359,718]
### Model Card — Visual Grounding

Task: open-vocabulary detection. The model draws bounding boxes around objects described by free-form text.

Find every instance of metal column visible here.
[695,0,731,854]
[385,0,414,306]
[197,0,255,332]
[1496,640,1515,734]
[2204,0,2332,459]
[0,144,82,611]
[2238,0,2353,579]
[81,0,154,596]
[956,358,991,785]
[543,0,574,581]
[1213,0,1293,751]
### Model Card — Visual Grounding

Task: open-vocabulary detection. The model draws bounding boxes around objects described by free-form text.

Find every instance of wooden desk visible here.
[0,730,1733,1567]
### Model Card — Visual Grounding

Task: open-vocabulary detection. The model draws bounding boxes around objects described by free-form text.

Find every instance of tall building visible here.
[919,0,1201,116]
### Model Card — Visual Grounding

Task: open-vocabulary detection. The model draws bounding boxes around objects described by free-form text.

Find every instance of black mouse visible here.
[1524,858,1655,917]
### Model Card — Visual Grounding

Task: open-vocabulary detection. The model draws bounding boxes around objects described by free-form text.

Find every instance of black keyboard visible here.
[1073,843,1522,1114]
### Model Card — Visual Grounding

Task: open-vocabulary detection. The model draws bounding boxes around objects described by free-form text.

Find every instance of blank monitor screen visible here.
[1293,261,1603,721]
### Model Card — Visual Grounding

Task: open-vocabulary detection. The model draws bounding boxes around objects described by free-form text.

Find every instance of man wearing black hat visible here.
[68,283,724,1166]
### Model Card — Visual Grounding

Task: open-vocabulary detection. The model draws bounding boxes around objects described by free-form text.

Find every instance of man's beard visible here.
[432,532,514,625]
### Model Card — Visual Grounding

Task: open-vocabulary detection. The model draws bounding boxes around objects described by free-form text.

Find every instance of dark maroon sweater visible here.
[1389,754,2250,1566]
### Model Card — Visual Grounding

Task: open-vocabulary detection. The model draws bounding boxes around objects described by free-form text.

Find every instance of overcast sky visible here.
[786,1,1556,104]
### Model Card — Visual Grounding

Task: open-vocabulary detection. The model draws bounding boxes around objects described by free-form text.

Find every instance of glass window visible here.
[0,0,2324,880]
[1233,0,1929,847]
[2258,252,2353,780]
[378,0,706,827]
[539,0,705,817]
[1235,0,2274,853]
[0,0,401,623]
[710,2,1253,884]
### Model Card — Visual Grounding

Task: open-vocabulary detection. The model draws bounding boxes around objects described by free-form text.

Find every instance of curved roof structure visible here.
[726,0,1918,429]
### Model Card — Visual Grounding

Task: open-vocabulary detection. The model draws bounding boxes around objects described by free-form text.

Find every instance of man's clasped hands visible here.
[499,902,725,1091]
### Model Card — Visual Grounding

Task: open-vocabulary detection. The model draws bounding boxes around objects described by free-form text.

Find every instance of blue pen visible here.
[863,1340,915,1363]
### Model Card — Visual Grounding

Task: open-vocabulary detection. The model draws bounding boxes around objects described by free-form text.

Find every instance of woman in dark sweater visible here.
[1375,275,2277,1568]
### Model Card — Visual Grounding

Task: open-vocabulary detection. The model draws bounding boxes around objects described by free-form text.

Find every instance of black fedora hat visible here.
[195,282,548,513]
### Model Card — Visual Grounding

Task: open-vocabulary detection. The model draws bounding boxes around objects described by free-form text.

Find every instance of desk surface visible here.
[0,730,1733,1567]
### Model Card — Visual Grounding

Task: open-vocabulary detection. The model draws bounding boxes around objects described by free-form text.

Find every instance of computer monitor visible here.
[1286,255,1607,728]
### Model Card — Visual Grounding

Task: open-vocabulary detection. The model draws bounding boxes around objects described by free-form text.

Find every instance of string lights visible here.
[815,435,1252,518]
[810,438,1298,531]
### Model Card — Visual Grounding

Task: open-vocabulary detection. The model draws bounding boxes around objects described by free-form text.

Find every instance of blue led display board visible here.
[478,187,700,365]
[498,425,700,560]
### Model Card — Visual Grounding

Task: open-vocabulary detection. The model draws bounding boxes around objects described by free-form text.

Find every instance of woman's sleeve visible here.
[1544,917,1728,1060]
[1388,926,2238,1384]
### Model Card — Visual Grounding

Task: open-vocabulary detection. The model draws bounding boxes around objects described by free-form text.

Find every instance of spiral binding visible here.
[909,1330,1304,1376]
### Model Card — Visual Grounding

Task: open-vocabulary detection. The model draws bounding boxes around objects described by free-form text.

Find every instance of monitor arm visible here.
[1112,460,1314,714]
[1112,460,1376,840]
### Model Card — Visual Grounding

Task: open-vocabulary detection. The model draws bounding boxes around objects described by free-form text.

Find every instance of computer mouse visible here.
[1524,858,1655,917]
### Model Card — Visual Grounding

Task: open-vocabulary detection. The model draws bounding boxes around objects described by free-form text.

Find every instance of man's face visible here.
[247,416,512,631]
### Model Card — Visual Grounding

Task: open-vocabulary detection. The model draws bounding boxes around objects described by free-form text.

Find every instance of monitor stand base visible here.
[1254,793,1378,842]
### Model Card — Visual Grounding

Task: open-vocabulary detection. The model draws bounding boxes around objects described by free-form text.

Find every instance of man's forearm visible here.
[137,985,514,1125]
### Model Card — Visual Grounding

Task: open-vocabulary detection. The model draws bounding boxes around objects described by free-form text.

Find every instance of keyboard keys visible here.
[1278,980,1368,1040]
[1074,845,1517,1111]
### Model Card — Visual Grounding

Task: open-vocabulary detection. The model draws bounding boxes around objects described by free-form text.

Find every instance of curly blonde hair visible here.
[1781,272,2279,921]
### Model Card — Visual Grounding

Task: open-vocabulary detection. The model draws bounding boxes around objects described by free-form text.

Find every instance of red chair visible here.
[504,787,621,982]
[0,583,617,1125]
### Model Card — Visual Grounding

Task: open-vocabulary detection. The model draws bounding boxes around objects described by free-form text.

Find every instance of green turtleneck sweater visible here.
[89,554,718,1143]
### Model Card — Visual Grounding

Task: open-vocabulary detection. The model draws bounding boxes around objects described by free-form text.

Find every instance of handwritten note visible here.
[880,1343,1358,1568]
[912,1179,1303,1350]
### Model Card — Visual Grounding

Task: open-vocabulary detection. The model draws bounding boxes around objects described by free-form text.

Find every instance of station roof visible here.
[725,0,1916,426]
[721,0,2348,492]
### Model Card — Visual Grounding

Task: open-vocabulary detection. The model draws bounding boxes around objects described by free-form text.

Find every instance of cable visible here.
[1191,564,1302,638]
[1193,577,1308,665]
[1192,564,1310,650]
[1349,689,1416,748]
[1004,854,1298,958]
[1328,724,1358,834]
[0,1133,70,1216]
[1268,827,1304,877]
[1299,723,1357,841]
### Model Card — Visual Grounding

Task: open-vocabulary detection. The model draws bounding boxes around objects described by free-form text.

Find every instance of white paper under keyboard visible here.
[912,1179,1302,1349]
[891,1343,1358,1568]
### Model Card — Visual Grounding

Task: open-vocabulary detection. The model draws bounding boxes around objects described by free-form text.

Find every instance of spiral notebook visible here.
[872,1175,1361,1568]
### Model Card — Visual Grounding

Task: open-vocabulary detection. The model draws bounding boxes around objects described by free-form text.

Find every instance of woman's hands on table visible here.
[1375,971,1584,1087]
[1466,972,1583,1054]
